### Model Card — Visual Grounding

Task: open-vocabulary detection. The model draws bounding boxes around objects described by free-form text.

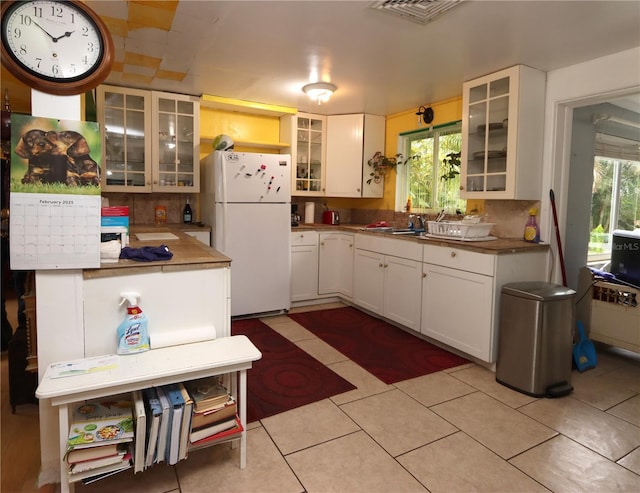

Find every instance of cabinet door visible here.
[325,114,385,198]
[421,263,493,361]
[318,233,353,296]
[292,113,326,196]
[383,256,422,330]
[461,65,545,200]
[98,86,152,192]
[291,244,319,301]
[152,93,200,192]
[326,114,364,197]
[353,249,384,314]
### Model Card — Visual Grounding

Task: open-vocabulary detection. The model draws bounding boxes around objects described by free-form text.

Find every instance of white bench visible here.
[36,335,262,493]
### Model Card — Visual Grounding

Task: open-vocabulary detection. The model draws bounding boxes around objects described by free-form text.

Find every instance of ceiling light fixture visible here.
[302,82,337,105]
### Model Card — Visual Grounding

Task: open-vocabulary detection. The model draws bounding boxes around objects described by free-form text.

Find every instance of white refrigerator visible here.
[200,151,291,317]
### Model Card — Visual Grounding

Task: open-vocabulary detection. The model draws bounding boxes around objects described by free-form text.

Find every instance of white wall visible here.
[541,46,640,288]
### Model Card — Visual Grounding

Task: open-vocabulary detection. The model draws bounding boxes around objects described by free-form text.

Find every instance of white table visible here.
[36,336,262,493]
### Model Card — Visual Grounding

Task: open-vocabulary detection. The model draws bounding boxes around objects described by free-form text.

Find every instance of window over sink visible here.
[396,121,464,213]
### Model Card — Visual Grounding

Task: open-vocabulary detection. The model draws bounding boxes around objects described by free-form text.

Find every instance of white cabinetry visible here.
[461,65,545,199]
[98,85,200,193]
[291,231,319,302]
[281,113,326,196]
[353,234,422,330]
[325,114,385,198]
[318,232,353,298]
[421,243,548,362]
[185,230,211,246]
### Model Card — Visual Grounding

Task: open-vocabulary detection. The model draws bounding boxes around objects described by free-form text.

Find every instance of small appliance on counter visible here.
[291,204,301,226]
[323,210,340,225]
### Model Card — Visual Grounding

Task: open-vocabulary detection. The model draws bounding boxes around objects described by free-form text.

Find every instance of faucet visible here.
[415,215,426,230]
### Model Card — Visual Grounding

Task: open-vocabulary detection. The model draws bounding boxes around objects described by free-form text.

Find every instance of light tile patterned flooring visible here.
[4,302,640,493]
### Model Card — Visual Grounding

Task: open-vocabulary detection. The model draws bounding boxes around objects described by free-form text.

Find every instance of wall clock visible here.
[1,0,113,96]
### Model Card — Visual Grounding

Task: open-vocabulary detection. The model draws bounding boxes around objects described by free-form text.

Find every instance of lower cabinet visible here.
[421,244,548,362]
[318,232,354,298]
[353,234,422,330]
[291,231,319,302]
[185,230,211,246]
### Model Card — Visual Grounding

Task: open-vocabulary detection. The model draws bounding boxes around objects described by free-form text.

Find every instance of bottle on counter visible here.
[183,199,193,224]
[524,207,540,243]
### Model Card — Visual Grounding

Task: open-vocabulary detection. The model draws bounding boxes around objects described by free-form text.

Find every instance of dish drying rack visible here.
[427,221,495,239]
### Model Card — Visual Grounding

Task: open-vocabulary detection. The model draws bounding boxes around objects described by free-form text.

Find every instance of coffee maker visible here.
[291,204,301,226]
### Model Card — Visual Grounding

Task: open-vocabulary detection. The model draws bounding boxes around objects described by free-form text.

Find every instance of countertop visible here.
[292,223,550,255]
[85,225,230,279]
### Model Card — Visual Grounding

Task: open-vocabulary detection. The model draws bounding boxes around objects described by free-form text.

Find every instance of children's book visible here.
[162,384,185,465]
[66,395,134,452]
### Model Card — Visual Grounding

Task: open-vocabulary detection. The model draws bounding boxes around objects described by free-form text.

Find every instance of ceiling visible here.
[2,0,640,117]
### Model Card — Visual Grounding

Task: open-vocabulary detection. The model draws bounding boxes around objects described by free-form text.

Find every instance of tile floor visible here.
[19,303,640,492]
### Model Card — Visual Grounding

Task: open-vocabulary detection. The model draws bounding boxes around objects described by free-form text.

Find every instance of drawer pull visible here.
[450,251,457,258]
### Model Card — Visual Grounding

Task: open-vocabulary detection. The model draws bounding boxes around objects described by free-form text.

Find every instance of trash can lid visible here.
[501,281,576,301]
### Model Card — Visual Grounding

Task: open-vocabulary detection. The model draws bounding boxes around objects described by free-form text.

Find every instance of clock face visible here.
[1,0,113,95]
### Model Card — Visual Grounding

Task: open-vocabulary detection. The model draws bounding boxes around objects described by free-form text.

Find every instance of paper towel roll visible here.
[150,325,216,349]
[304,202,315,223]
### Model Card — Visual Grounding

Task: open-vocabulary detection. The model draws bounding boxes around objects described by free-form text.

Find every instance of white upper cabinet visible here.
[281,113,326,197]
[325,114,385,198]
[97,86,200,193]
[461,65,546,200]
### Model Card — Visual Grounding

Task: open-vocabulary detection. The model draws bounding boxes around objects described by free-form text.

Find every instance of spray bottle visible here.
[524,207,540,243]
[117,292,150,355]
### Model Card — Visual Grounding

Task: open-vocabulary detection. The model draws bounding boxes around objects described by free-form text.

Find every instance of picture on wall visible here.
[10,115,101,195]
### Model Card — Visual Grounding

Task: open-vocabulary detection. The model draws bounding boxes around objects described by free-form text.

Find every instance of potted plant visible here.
[440,151,461,181]
[367,152,418,185]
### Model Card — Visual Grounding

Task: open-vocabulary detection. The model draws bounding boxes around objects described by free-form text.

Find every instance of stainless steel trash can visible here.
[496,281,575,397]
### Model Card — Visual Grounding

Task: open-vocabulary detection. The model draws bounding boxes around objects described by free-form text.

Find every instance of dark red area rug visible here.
[232,318,356,423]
[289,306,469,384]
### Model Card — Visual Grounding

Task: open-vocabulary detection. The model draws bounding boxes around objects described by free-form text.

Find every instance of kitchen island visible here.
[35,227,232,487]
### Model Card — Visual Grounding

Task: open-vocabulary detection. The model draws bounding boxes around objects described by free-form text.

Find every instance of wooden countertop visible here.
[84,225,230,279]
[292,223,550,255]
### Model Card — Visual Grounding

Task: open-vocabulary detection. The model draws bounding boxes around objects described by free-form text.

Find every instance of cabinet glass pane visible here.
[486,174,506,192]
[468,102,487,159]
[158,98,175,112]
[489,77,509,98]
[466,176,484,193]
[177,100,193,115]
[469,83,487,104]
[124,94,145,110]
[105,92,124,106]
[310,118,323,131]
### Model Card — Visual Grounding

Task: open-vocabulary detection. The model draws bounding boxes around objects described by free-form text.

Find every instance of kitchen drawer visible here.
[423,244,495,276]
[355,234,422,261]
[291,230,318,246]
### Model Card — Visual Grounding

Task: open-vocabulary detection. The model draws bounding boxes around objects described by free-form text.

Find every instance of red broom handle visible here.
[550,189,567,287]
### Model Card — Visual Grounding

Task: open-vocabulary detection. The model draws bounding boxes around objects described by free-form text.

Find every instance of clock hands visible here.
[52,31,75,42]
[32,21,56,41]
[32,20,74,42]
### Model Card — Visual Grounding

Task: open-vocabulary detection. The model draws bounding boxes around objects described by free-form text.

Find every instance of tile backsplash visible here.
[103,193,196,225]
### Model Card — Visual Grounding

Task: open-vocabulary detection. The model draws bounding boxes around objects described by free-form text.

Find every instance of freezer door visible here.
[214,203,291,316]
[213,151,291,203]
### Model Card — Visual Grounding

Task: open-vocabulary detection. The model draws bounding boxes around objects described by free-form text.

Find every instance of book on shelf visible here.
[67,442,127,464]
[162,383,185,466]
[189,414,239,443]
[178,383,194,462]
[69,446,131,474]
[132,390,146,473]
[66,395,134,453]
[189,415,243,451]
[184,377,231,413]
[190,396,236,430]
[142,387,162,468]
[155,386,172,464]
[75,462,132,485]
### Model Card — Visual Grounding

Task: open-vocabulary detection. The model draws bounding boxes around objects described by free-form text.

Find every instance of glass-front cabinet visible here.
[293,113,326,196]
[461,65,546,200]
[152,93,200,192]
[98,86,152,191]
[98,86,200,193]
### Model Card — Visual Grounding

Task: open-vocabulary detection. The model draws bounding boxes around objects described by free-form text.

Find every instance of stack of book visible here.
[65,394,135,484]
[184,377,243,450]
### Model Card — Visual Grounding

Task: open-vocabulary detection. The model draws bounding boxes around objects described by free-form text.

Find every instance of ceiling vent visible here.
[370,0,464,25]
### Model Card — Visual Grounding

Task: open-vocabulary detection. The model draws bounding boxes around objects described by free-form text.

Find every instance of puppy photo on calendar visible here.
[9,114,103,194]
[15,129,100,186]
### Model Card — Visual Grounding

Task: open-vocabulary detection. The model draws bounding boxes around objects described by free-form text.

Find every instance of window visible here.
[589,153,640,262]
[396,122,464,213]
